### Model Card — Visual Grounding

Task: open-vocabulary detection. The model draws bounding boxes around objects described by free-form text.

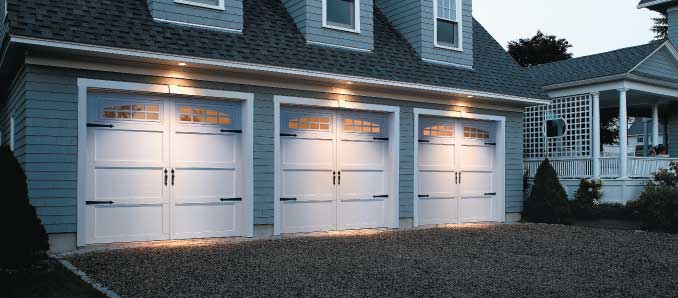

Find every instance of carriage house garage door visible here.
[85,92,244,244]
[417,117,502,225]
[279,107,395,234]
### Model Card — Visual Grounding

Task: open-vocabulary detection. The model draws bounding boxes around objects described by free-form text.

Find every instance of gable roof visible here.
[628,119,666,135]
[1,0,548,101]
[528,42,665,87]
[638,0,678,9]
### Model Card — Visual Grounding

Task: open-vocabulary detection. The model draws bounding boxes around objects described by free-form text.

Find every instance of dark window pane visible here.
[437,19,458,47]
[327,0,355,29]
[546,119,567,138]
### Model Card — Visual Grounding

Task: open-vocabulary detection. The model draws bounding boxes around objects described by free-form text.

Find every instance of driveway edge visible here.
[49,253,121,298]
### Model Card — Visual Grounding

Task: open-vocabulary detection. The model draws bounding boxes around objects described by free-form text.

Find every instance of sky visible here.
[473,0,662,57]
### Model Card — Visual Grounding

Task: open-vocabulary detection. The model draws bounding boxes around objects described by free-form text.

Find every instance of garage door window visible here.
[286,114,331,131]
[102,102,161,121]
[178,106,232,125]
[343,118,381,134]
[463,126,490,139]
[422,124,454,137]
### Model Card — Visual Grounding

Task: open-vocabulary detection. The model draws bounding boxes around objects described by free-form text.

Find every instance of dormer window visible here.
[434,0,462,50]
[323,0,360,33]
[174,0,225,11]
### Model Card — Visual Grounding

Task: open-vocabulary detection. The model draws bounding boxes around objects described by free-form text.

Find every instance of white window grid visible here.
[524,94,592,159]
[284,112,333,132]
[178,105,234,126]
[102,102,161,122]
[421,118,455,138]
[343,117,384,135]
[437,0,456,21]
[463,126,490,140]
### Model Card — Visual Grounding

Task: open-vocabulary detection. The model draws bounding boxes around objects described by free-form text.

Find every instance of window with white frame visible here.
[324,0,359,31]
[174,0,225,10]
[343,117,383,134]
[435,0,461,49]
[178,105,234,126]
[285,113,332,132]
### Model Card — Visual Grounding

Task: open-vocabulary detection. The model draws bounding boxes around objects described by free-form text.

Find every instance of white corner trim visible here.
[306,40,372,53]
[421,58,473,70]
[10,36,548,105]
[153,18,242,33]
[174,0,225,10]
[76,78,255,246]
[321,0,361,33]
[411,108,507,227]
[272,95,401,235]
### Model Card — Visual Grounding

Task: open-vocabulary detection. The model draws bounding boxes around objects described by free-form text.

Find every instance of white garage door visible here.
[417,117,499,225]
[85,93,243,244]
[280,108,391,233]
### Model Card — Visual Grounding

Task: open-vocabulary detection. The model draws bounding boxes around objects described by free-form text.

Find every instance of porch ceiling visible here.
[599,89,676,110]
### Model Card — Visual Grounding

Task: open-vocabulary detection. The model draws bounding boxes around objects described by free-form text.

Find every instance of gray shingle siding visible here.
[378,0,474,68]
[634,48,678,81]
[9,64,524,232]
[146,0,243,32]
[282,0,375,51]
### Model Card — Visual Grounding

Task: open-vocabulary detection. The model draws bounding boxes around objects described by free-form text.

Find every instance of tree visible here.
[652,14,668,41]
[508,30,573,67]
[0,146,49,268]
[523,159,571,224]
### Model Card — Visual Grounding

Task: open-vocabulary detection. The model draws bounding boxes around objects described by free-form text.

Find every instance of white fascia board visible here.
[9,35,549,105]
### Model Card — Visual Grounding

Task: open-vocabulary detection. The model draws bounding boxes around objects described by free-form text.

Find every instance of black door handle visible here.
[86,200,114,205]
[164,169,168,186]
[280,197,297,201]
[171,169,175,186]
[280,133,297,137]
[221,129,242,133]
[459,172,462,184]
[220,197,243,202]
[333,171,336,185]
[418,195,430,198]
[338,171,341,185]
[418,140,430,143]
[484,193,497,196]
[373,137,389,141]
[373,195,389,198]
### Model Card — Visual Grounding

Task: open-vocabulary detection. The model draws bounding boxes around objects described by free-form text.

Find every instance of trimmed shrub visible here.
[635,161,678,233]
[523,159,570,224]
[570,178,603,220]
[0,146,49,268]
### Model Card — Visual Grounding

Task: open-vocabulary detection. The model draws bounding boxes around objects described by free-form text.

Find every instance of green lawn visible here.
[0,259,106,298]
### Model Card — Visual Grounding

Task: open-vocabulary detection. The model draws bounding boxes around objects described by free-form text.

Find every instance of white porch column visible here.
[652,104,660,147]
[592,92,601,178]
[618,89,629,178]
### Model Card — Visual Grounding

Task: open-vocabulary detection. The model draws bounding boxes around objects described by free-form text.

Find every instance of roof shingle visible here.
[4,0,547,100]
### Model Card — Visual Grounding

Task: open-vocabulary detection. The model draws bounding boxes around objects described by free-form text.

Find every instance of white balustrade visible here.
[525,157,678,179]
[600,157,620,178]
[628,158,677,178]
[525,158,592,179]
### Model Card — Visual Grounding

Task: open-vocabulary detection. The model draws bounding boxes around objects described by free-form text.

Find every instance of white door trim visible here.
[412,108,506,227]
[273,95,400,235]
[76,78,254,246]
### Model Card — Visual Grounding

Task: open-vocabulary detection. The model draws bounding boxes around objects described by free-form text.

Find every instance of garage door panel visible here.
[418,171,455,197]
[339,170,385,199]
[419,143,455,172]
[174,132,238,165]
[418,198,459,225]
[460,145,494,171]
[282,170,334,201]
[460,197,493,222]
[460,172,494,197]
[94,168,164,201]
[94,129,164,163]
[173,169,237,203]
[339,140,386,169]
[338,200,385,229]
[281,201,336,233]
[282,138,333,169]
[91,204,168,243]
[172,203,241,238]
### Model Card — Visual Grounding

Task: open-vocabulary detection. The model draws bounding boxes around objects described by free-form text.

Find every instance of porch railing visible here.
[525,157,678,179]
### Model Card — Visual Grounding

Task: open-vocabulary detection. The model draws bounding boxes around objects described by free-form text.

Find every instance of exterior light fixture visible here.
[178,62,187,66]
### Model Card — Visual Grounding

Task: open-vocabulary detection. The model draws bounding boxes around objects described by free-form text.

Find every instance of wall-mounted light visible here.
[178,62,187,67]
[467,95,474,98]
[345,81,353,85]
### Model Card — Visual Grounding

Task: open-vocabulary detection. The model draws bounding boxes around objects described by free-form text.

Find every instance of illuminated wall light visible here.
[177,62,187,67]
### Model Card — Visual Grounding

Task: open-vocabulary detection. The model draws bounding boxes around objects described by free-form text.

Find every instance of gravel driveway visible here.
[66,224,678,298]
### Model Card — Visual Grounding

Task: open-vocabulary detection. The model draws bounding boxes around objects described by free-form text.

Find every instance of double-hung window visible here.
[435,0,461,49]
[324,0,360,32]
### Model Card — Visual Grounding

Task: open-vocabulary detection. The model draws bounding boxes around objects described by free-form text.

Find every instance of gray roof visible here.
[528,42,663,87]
[638,0,677,9]
[628,118,665,135]
[2,0,547,100]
